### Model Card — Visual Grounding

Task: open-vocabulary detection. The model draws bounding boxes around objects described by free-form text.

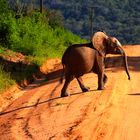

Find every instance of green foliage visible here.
[45,0,140,44]
[0,46,4,54]
[0,4,86,65]
[0,0,11,47]
[0,65,15,93]
[46,9,64,28]
[0,0,10,15]
[9,13,85,65]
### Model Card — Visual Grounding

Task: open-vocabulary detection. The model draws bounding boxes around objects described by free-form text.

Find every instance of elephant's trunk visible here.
[118,46,131,80]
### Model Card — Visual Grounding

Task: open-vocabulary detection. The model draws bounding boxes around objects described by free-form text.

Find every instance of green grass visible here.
[0,66,15,93]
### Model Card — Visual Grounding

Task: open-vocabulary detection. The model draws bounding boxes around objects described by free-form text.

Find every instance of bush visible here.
[0,11,86,65]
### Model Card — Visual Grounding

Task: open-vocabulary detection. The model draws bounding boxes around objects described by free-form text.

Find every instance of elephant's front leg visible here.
[97,72,105,90]
[77,77,90,92]
[96,55,106,90]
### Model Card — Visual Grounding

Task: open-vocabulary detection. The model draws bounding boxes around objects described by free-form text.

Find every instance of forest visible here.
[44,0,140,44]
[6,0,140,44]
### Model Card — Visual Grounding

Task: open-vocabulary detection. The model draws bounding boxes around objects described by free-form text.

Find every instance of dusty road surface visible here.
[0,45,140,140]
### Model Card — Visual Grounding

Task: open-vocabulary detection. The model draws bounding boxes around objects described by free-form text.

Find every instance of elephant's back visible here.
[62,43,96,76]
[62,43,93,63]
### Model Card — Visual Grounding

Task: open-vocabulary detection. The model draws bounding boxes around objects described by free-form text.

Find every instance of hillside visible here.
[0,0,86,94]
[7,0,140,44]
[44,0,140,44]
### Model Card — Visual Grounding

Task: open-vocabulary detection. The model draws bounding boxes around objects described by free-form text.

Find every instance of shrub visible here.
[0,0,87,66]
[0,11,86,65]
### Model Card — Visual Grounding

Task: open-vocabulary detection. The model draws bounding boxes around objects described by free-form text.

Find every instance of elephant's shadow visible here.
[105,56,140,72]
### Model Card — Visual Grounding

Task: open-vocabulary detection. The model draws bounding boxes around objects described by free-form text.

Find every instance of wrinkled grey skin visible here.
[61,32,130,97]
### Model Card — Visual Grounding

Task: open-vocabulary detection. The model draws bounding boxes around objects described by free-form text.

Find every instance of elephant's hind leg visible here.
[103,74,108,85]
[77,77,90,92]
[61,74,74,97]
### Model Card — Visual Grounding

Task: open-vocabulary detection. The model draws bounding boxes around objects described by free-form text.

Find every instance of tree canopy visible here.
[44,0,140,44]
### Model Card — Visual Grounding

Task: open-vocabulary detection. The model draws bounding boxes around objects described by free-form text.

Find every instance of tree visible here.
[40,0,43,13]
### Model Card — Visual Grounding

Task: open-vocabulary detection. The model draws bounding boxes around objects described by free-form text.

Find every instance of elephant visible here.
[60,31,130,97]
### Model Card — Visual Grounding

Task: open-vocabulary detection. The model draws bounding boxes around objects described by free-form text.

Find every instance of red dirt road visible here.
[0,45,140,140]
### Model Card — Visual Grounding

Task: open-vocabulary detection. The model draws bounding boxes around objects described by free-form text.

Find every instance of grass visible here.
[0,65,15,93]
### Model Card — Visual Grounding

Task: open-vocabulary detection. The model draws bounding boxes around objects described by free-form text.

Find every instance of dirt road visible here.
[0,45,140,140]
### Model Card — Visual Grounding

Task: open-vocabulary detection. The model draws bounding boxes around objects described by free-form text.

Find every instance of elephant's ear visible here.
[91,31,108,56]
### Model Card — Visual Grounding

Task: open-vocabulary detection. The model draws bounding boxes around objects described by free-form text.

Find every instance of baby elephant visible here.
[60,31,130,97]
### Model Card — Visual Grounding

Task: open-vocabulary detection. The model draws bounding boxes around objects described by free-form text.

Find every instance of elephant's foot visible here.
[97,86,105,90]
[82,87,90,92]
[61,92,70,97]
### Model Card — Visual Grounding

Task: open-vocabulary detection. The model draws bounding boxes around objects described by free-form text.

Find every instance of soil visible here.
[0,45,140,140]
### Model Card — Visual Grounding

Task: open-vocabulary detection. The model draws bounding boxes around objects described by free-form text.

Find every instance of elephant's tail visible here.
[60,64,65,83]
